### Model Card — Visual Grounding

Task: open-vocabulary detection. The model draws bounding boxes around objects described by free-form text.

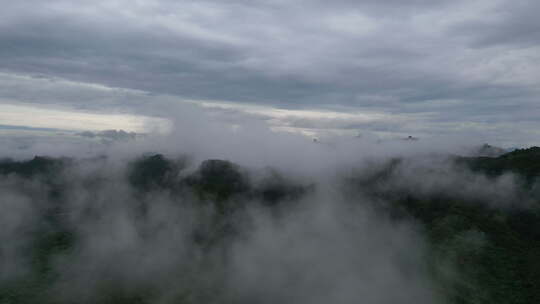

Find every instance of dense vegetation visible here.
[0,147,539,303]
[346,148,540,304]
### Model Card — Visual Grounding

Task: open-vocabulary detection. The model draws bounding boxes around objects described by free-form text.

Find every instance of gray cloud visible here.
[0,142,458,303]
[0,0,539,145]
[0,126,535,303]
[449,1,540,48]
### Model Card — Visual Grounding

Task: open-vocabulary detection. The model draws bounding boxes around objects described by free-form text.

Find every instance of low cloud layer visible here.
[1,109,540,303]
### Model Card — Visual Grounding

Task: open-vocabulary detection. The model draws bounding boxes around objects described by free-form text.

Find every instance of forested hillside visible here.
[1,147,539,303]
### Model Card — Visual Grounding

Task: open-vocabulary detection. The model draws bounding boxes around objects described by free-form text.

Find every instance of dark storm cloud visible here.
[0,0,539,145]
[449,1,540,48]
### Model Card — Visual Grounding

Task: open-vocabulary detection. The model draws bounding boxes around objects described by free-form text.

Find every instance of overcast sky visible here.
[1,0,539,146]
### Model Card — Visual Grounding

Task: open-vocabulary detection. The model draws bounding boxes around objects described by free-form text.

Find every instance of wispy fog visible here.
[0,113,537,303]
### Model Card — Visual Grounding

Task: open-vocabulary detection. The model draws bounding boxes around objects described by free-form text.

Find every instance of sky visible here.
[1,0,540,147]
